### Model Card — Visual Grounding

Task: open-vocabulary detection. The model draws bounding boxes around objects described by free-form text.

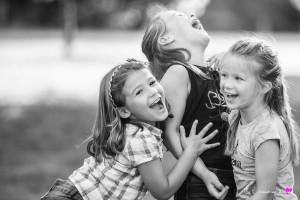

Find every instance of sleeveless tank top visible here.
[181,65,232,169]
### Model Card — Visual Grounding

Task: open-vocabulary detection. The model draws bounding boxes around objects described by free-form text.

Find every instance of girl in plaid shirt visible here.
[41,60,220,200]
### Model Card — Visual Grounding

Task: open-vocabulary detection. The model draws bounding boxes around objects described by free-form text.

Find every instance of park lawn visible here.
[0,76,299,200]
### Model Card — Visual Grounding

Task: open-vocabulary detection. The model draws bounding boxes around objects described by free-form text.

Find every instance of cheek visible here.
[157,86,165,96]
[219,79,224,88]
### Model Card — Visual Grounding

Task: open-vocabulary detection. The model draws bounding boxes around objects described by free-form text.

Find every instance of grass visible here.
[0,75,299,200]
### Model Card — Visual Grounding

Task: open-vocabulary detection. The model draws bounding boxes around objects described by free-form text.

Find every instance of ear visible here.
[261,81,272,94]
[117,107,131,119]
[158,35,175,46]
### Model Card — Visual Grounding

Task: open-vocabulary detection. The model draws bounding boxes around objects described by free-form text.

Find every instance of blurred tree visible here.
[202,0,299,32]
[0,0,298,31]
[61,0,77,58]
[32,0,77,58]
[290,0,300,30]
[0,0,9,27]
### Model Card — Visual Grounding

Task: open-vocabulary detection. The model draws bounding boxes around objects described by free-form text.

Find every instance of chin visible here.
[203,35,211,46]
[158,113,169,122]
[226,104,237,110]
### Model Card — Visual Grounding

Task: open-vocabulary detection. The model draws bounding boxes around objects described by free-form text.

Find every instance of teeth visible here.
[150,97,164,110]
[151,98,160,106]
[227,93,238,98]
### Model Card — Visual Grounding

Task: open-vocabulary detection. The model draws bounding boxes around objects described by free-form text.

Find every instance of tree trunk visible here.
[63,0,77,58]
[0,0,9,27]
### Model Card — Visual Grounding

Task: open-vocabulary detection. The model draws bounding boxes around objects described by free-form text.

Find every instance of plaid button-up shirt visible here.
[69,122,163,200]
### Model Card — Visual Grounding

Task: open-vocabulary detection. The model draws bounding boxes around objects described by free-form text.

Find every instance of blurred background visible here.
[0,0,300,199]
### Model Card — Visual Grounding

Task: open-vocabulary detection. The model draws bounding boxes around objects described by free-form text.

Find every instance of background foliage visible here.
[0,0,299,31]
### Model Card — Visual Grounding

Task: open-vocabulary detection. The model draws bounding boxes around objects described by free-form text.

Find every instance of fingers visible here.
[179,125,186,141]
[205,173,229,199]
[207,52,225,70]
[203,142,220,151]
[213,178,225,191]
[207,185,224,199]
[202,129,219,143]
[189,120,198,136]
[219,186,230,200]
[207,54,220,68]
[209,184,229,200]
[207,54,217,63]
[198,122,213,138]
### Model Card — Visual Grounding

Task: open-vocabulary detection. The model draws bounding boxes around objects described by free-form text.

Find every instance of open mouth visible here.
[150,97,165,110]
[226,93,238,100]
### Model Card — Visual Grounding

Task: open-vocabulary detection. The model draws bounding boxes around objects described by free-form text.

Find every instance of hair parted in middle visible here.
[224,36,299,165]
[87,60,148,163]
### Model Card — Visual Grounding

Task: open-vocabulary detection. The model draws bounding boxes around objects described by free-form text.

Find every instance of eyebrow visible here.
[131,77,154,95]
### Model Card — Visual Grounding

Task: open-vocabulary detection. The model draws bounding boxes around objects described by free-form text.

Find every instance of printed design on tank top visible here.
[232,139,242,169]
[205,90,226,109]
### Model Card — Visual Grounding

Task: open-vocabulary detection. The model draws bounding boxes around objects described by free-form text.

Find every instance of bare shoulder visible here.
[161,64,189,84]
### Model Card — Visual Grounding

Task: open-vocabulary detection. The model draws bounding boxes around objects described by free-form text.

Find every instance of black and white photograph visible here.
[1,0,300,199]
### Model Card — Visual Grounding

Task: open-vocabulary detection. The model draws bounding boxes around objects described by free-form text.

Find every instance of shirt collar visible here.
[139,122,162,137]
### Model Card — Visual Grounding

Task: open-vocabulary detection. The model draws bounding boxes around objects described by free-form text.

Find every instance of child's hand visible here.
[180,120,220,156]
[202,170,230,199]
[207,51,226,71]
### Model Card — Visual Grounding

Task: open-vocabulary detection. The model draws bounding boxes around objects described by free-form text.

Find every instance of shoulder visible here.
[251,111,283,151]
[166,64,189,74]
[125,123,162,144]
[123,124,163,166]
[254,111,283,137]
[161,64,190,90]
[162,64,189,82]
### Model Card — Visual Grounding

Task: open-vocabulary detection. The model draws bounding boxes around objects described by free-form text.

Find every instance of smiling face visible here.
[121,68,168,123]
[161,11,210,48]
[219,54,266,113]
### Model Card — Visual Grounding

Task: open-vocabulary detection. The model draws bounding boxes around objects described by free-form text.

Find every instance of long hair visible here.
[141,6,191,81]
[224,37,299,165]
[87,61,147,163]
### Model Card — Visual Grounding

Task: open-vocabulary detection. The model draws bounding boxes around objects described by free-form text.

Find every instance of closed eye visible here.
[235,76,243,81]
[136,89,143,96]
[219,72,227,78]
[176,12,184,16]
[150,80,157,86]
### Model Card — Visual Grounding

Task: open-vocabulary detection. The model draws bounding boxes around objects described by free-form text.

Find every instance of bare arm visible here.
[138,121,219,200]
[160,65,188,161]
[160,65,228,199]
[138,155,195,200]
[250,140,279,200]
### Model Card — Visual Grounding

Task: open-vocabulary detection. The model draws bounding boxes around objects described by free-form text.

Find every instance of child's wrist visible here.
[184,147,198,158]
[197,168,211,180]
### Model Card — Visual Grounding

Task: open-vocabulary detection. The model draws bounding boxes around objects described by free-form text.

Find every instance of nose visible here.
[149,87,158,97]
[190,14,194,21]
[222,78,233,89]
[190,14,198,20]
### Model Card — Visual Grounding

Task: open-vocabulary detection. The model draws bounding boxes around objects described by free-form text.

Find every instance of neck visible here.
[187,47,207,67]
[240,102,268,125]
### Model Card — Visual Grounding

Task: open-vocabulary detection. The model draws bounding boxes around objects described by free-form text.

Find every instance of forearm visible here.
[164,130,210,181]
[163,129,183,159]
[163,149,198,199]
[191,157,211,180]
